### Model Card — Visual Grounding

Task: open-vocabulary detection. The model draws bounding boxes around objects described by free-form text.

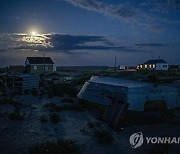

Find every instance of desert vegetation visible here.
[50,113,60,124]
[94,130,114,144]
[8,112,24,120]
[28,138,81,154]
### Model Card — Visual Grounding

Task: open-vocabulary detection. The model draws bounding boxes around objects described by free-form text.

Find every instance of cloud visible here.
[0,33,169,54]
[134,43,167,47]
[0,33,142,53]
[47,34,129,51]
[63,0,180,32]
[64,0,135,19]
[140,0,180,13]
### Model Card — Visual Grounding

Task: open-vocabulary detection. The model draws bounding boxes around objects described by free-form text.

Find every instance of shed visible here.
[6,74,39,92]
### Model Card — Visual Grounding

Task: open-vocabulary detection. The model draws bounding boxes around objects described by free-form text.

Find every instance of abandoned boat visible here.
[78,76,180,111]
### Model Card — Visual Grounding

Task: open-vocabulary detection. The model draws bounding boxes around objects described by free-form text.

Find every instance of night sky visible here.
[0,0,180,66]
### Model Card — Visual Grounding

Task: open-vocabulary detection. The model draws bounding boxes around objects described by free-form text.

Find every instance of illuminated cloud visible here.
[0,33,142,53]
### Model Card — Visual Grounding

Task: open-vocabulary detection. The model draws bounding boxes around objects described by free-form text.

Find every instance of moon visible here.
[31,31,37,36]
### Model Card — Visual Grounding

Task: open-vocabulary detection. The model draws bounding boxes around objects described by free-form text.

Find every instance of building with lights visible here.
[137,59,168,70]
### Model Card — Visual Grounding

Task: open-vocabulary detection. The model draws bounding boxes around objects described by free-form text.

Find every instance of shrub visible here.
[148,75,157,83]
[94,130,114,144]
[59,104,84,112]
[48,83,78,97]
[0,98,22,108]
[31,88,38,96]
[87,120,95,128]
[44,102,60,112]
[39,115,48,123]
[72,76,91,86]
[87,120,101,129]
[8,112,24,120]
[61,98,75,103]
[28,138,81,154]
[149,144,169,154]
[44,102,84,112]
[50,113,60,124]
[79,99,106,112]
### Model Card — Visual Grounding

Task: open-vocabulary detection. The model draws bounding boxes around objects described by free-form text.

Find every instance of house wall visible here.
[137,63,168,70]
[155,63,168,70]
[26,64,53,74]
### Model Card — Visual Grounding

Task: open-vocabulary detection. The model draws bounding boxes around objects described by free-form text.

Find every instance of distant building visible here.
[137,59,168,70]
[169,65,180,70]
[25,57,54,74]
[9,65,25,73]
[118,65,126,70]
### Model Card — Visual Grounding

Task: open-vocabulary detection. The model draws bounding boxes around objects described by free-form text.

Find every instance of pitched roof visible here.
[26,57,54,64]
[144,59,167,64]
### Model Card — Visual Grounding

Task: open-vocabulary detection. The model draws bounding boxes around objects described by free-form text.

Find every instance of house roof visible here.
[144,59,167,64]
[26,57,54,64]
[89,76,150,88]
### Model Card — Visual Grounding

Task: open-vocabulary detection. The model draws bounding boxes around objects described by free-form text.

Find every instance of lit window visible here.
[34,65,37,70]
[145,65,147,68]
[149,65,151,68]
[152,64,155,68]
[140,65,143,68]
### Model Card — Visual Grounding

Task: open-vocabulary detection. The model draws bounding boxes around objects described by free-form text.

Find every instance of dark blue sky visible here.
[0,0,180,66]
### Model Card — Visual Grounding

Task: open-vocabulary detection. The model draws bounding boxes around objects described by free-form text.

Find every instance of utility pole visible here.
[43,53,45,74]
[114,56,117,68]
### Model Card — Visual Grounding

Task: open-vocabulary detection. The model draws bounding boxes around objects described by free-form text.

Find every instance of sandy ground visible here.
[0,94,180,154]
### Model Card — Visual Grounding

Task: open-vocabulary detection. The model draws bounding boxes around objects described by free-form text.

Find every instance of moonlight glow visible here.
[31,31,37,36]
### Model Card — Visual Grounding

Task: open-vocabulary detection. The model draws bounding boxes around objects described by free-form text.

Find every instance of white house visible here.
[137,59,168,70]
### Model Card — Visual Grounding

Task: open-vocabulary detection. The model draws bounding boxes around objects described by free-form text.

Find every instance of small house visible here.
[137,59,168,70]
[25,57,54,74]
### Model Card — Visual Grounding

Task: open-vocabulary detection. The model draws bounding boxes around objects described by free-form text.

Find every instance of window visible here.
[45,66,49,70]
[34,65,37,70]
[145,65,147,68]
[152,64,155,68]
[140,65,143,68]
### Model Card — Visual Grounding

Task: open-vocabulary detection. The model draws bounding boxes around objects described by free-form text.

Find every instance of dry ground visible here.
[0,94,180,154]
